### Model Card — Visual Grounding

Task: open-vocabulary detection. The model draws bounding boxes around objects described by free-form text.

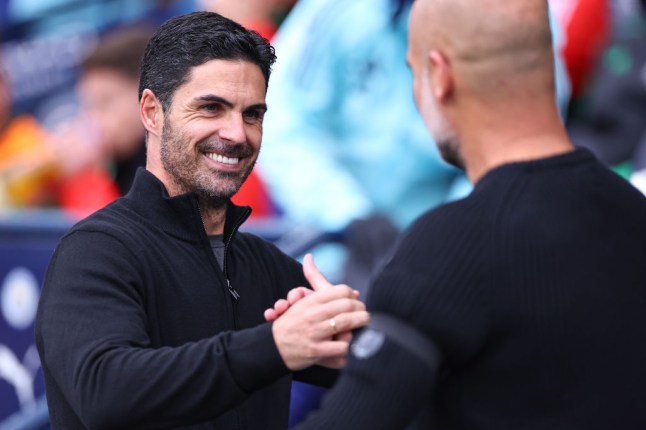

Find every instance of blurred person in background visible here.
[200,0,296,40]
[3,0,196,40]
[566,0,646,192]
[0,25,152,216]
[49,25,154,215]
[260,0,469,293]
[0,50,58,208]
[76,24,152,195]
[549,0,612,100]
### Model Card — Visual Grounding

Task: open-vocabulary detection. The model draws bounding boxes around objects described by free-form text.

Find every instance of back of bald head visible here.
[413,0,555,98]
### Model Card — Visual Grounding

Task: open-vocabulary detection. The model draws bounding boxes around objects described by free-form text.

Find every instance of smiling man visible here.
[143,58,266,235]
[35,12,369,430]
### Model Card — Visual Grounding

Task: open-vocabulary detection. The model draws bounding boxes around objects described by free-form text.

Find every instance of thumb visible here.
[303,253,333,291]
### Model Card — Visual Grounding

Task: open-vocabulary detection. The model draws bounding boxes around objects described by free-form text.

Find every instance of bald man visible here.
[287,0,646,428]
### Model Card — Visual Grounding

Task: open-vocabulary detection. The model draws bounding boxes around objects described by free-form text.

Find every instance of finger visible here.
[287,287,311,305]
[290,294,367,334]
[299,284,358,306]
[273,299,290,315]
[319,310,370,339]
[264,298,294,322]
[303,253,333,291]
[264,308,278,322]
[314,297,368,322]
[313,339,352,360]
[334,330,352,344]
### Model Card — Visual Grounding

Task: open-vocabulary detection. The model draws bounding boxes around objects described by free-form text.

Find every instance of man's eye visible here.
[243,110,264,121]
[202,103,220,112]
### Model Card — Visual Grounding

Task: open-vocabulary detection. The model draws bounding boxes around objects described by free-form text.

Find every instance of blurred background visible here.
[0,0,645,428]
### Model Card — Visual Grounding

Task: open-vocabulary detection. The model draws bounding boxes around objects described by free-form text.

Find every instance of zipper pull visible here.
[227,279,240,300]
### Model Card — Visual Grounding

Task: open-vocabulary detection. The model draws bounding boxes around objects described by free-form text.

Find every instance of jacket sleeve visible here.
[294,315,441,430]
[293,365,338,388]
[35,230,290,430]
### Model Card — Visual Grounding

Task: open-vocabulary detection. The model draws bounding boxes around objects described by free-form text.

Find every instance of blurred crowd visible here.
[1,0,644,218]
[0,0,194,216]
[0,0,645,284]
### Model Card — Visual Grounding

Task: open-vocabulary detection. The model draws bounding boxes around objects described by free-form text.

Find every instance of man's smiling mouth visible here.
[206,152,240,165]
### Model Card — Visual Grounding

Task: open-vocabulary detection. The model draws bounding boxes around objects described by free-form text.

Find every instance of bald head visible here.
[409,0,555,97]
[408,0,572,182]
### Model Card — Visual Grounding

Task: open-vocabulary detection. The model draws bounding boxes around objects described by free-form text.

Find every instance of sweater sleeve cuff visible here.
[227,323,290,392]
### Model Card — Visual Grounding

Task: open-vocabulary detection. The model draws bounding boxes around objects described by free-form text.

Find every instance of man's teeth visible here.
[207,153,239,165]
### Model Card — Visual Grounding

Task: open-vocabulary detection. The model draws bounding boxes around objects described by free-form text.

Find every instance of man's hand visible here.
[264,287,313,322]
[264,254,360,321]
[270,254,369,370]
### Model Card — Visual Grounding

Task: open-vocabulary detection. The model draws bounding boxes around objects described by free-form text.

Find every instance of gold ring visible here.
[329,318,337,334]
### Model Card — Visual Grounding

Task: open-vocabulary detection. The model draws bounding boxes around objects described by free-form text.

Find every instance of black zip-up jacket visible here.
[36,169,336,430]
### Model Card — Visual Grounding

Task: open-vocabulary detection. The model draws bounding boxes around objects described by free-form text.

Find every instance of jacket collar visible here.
[124,168,251,244]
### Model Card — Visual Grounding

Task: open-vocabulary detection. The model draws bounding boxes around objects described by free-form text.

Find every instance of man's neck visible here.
[198,201,227,235]
[145,166,229,235]
[466,134,574,184]
[459,102,573,183]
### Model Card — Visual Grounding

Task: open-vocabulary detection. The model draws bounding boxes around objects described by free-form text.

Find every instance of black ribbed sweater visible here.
[298,148,646,429]
[36,169,334,430]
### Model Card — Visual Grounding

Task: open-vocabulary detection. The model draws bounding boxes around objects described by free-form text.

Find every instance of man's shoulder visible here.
[64,197,143,242]
[407,194,490,237]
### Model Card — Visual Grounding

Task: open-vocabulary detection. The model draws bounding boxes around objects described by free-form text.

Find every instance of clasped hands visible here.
[268,254,370,371]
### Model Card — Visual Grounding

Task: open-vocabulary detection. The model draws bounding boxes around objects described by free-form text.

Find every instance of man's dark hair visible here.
[138,11,276,112]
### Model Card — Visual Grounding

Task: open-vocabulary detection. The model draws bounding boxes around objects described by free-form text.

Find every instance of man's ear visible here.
[428,50,454,102]
[140,89,163,138]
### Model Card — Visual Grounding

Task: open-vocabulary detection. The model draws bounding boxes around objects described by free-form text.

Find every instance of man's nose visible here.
[218,113,247,144]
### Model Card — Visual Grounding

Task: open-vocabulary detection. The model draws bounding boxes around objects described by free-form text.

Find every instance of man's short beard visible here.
[160,118,256,209]
[418,73,464,171]
[193,170,246,209]
[437,138,466,171]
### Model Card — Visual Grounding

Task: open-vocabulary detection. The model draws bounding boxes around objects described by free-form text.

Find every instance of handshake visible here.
[267,254,370,371]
